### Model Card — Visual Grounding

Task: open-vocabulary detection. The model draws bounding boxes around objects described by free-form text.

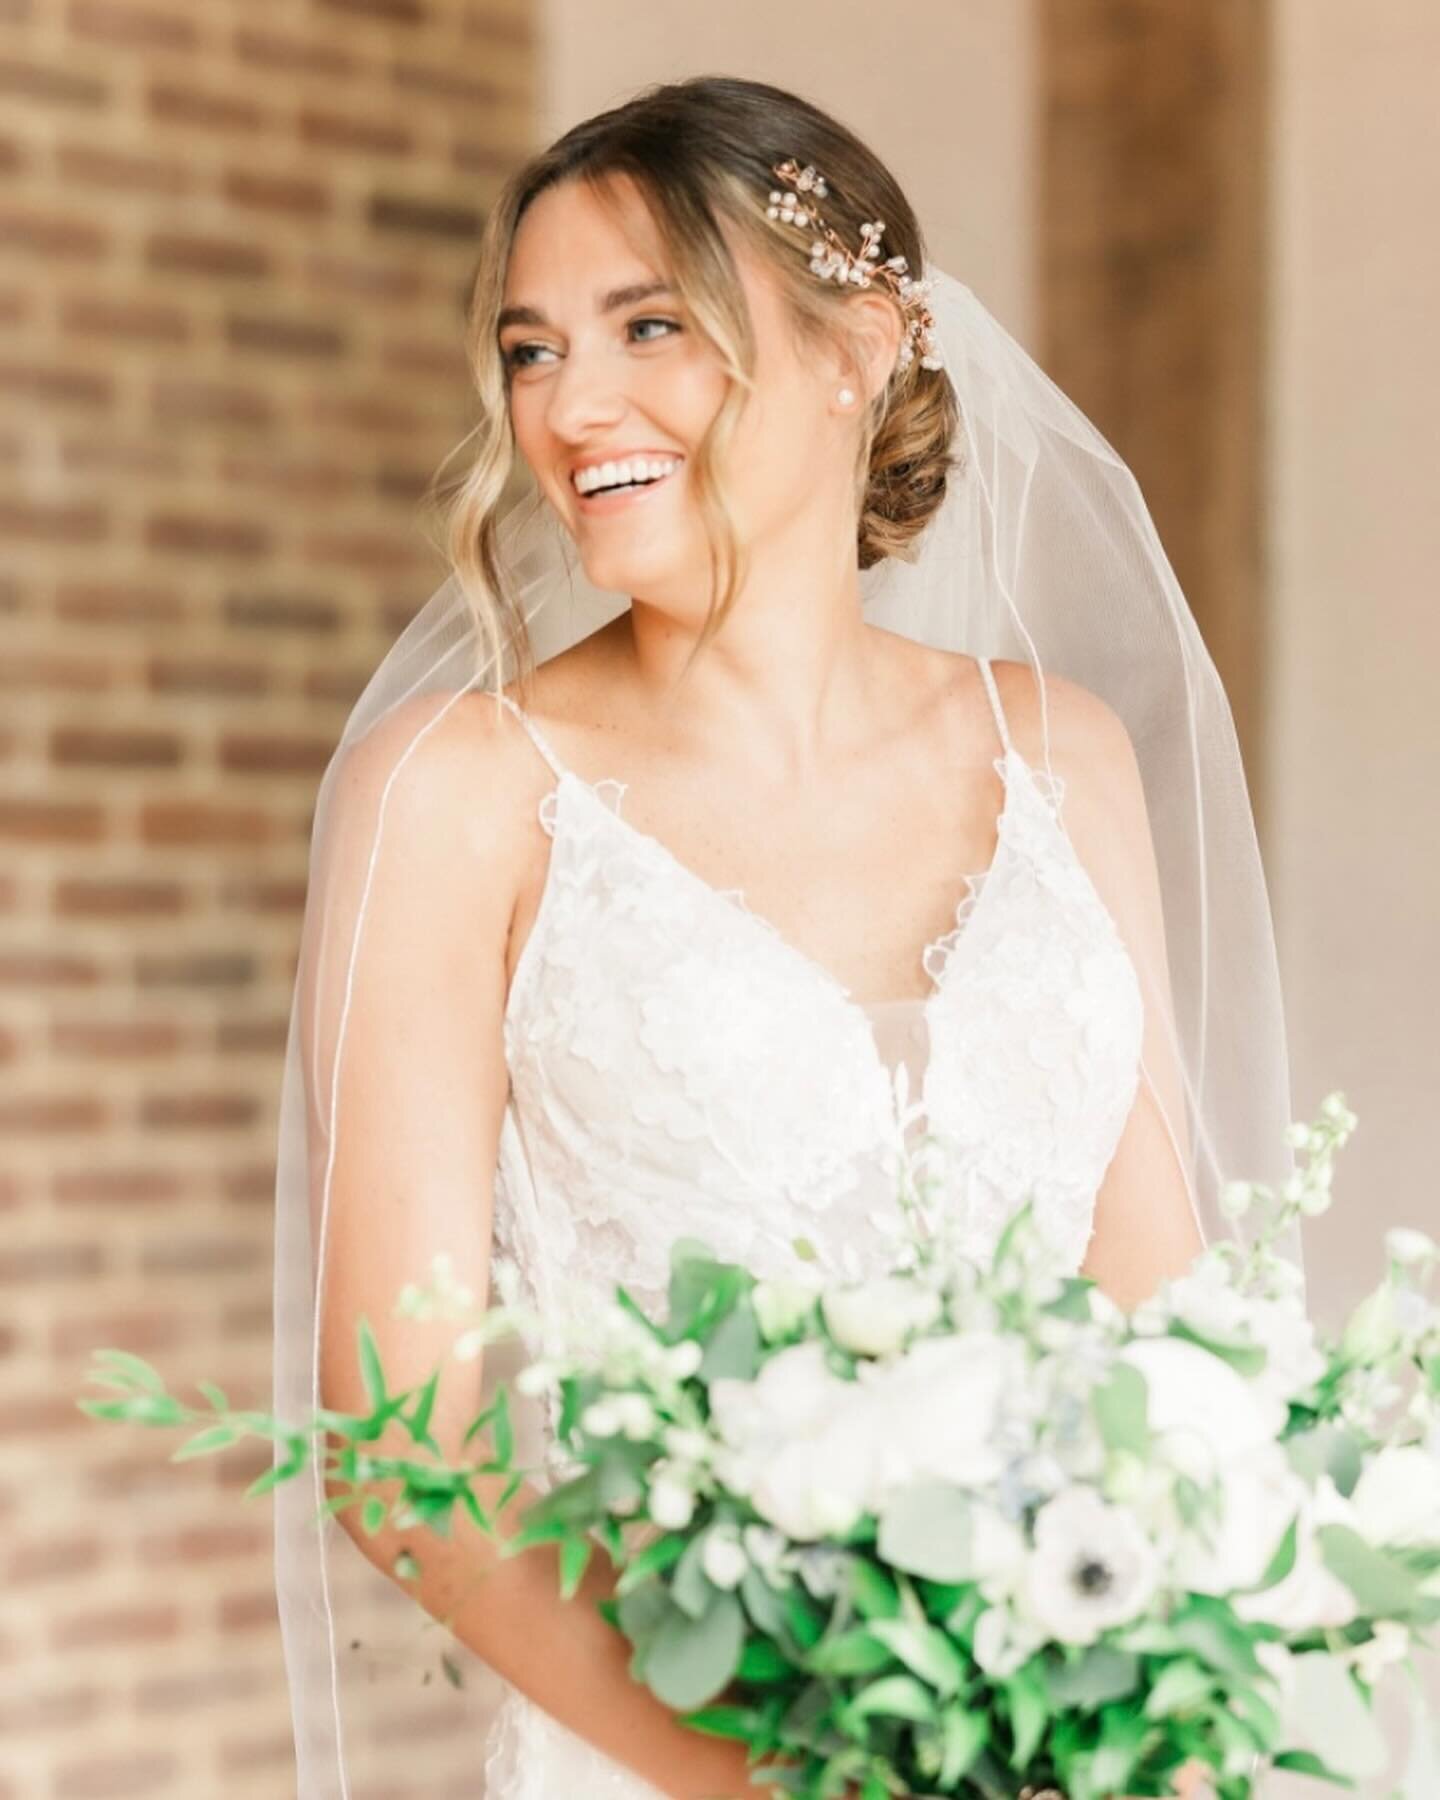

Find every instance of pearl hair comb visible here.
[764,157,945,375]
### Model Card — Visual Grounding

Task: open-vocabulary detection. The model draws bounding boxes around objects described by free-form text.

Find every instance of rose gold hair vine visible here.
[764,158,944,375]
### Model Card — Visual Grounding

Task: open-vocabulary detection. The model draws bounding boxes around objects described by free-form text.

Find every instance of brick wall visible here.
[0,2,534,1793]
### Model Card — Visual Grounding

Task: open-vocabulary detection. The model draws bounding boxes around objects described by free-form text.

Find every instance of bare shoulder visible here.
[319,685,548,881]
[984,655,1139,778]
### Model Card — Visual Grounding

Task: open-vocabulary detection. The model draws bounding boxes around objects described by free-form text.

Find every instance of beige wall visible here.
[1268,0,1440,1308]
[538,0,1038,342]
[1268,6,1440,1785]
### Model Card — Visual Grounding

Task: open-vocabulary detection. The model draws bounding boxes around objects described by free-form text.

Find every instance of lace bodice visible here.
[480,657,1144,1797]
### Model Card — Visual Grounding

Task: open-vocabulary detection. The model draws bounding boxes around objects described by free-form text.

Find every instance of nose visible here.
[543,341,627,444]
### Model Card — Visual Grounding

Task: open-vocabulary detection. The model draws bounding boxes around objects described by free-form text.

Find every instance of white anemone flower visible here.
[1022,1487,1162,1646]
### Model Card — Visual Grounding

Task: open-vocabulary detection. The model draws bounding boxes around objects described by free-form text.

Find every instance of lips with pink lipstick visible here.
[571,452,684,511]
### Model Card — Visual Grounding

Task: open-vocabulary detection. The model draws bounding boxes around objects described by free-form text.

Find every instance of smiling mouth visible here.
[572,457,685,507]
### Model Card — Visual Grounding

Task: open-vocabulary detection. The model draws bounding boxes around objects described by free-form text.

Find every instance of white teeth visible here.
[574,455,681,495]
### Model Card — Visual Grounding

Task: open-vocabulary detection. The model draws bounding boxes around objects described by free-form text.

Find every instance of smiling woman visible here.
[272,72,1300,1800]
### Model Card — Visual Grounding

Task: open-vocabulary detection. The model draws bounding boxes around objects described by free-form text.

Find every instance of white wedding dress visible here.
[480,656,1145,1797]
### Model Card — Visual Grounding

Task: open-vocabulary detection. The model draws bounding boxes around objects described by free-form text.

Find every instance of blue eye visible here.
[502,316,680,372]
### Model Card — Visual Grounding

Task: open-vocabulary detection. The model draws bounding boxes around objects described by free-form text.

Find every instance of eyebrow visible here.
[496,279,675,336]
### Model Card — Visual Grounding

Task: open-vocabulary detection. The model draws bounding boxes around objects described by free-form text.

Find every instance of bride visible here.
[273,75,1297,1799]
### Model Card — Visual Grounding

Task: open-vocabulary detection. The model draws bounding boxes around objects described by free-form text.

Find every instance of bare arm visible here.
[298,693,785,1799]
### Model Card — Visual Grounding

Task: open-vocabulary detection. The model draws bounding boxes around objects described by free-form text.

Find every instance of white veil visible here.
[272,264,1304,1794]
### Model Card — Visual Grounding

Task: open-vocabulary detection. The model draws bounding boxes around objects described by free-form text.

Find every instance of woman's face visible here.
[498,172,853,620]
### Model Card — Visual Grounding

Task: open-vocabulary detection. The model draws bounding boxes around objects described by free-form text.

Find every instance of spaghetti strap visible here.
[977,656,1013,757]
[497,692,569,781]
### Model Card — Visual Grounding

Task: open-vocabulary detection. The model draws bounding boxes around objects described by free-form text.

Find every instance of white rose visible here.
[708,1339,855,1498]
[1022,1487,1161,1646]
[864,1331,1023,1498]
[1178,1441,1307,1596]
[710,1340,882,1540]
[750,1401,882,1539]
[1350,1444,1440,1547]
[1119,1335,1283,1481]
[821,1274,943,1358]
[1232,1476,1359,1632]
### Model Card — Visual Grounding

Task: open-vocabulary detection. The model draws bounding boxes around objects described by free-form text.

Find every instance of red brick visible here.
[218,731,333,775]
[0,1239,105,1280]
[2,1529,106,1580]
[137,1521,270,1565]
[140,1232,265,1273]
[52,879,185,917]
[146,79,265,134]
[145,652,268,695]
[0,796,104,842]
[51,1600,183,1651]
[55,578,182,625]
[133,1661,269,1714]
[50,725,183,768]
[53,1166,186,1206]
[52,1750,180,1798]
[144,230,268,280]
[0,493,106,538]
[50,1307,185,1358]
[138,799,273,846]
[0,650,115,691]
[0,55,107,110]
[144,509,270,557]
[56,140,189,197]
[232,24,359,80]
[52,1018,185,1055]
[217,1587,279,1634]
[0,1682,105,1736]
[59,293,190,345]
[0,948,104,984]
[67,0,201,53]
[138,1091,260,1130]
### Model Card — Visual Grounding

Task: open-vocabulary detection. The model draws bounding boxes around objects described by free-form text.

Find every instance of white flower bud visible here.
[666,1340,704,1380]
[1386,1227,1437,1268]
[700,1527,748,1590]
[581,1400,621,1437]
[649,1470,696,1530]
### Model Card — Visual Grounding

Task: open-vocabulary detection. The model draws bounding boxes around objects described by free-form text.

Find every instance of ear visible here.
[841,289,906,402]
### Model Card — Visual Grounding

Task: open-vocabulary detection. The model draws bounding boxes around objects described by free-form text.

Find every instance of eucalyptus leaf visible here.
[1317,1523,1422,1617]
[1285,1651,1388,1781]
[1092,1361,1151,1458]
[698,1300,762,1383]
[876,1482,974,1581]
[645,1589,746,1711]
[1041,1645,1140,1709]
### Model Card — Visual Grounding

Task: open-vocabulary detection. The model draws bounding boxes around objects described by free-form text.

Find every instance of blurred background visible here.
[1,0,1435,1794]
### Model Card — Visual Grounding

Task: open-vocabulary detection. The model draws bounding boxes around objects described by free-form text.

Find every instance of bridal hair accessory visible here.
[765,157,945,374]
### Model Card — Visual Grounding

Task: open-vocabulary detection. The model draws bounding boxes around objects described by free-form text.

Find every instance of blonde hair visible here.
[430,74,962,704]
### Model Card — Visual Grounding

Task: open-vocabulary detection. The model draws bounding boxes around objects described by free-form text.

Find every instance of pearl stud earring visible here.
[837,386,856,407]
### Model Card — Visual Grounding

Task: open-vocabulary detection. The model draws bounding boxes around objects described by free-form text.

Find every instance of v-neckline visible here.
[520,746,1029,1032]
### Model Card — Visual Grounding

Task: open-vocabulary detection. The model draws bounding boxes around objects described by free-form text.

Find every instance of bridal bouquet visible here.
[79,1092,1440,1800]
